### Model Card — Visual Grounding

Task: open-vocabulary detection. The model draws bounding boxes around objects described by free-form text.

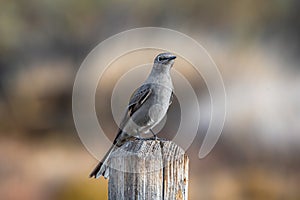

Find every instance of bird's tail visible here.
[89,144,116,179]
[89,129,133,179]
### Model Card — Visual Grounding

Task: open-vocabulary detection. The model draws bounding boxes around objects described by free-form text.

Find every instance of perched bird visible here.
[90,52,176,179]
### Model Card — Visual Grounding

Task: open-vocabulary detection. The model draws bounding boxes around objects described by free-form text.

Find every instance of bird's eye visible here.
[158,56,163,61]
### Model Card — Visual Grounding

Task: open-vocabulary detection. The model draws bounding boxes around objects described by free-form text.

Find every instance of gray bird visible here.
[90,52,176,179]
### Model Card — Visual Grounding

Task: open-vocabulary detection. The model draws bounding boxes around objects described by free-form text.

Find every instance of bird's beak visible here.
[167,55,176,61]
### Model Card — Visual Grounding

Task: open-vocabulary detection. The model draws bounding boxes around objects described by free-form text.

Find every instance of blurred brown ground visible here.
[1,0,300,199]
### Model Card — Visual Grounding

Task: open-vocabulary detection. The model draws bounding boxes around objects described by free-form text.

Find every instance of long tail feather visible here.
[89,144,116,179]
[89,129,133,179]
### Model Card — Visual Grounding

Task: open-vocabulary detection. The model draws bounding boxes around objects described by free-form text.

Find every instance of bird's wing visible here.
[117,83,152,133]
[90,85,152,179]
[128,83,152,116]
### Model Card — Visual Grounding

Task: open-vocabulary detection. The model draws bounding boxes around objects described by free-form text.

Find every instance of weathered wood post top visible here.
[108,139,189,200]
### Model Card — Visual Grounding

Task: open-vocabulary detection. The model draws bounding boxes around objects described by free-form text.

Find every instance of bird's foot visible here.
[134,135,143,140]
[149,129,158,141]
[154,135,158,141]
[157,137,167,141]
[150,134,159,141]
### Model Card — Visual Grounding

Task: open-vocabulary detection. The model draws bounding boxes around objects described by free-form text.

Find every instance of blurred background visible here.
[1,0,300,199]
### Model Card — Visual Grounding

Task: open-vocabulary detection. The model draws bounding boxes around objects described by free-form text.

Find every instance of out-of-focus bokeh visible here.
[1,0,300,199]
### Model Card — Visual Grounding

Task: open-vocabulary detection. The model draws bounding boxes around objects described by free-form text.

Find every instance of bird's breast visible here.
[146,85,172,121]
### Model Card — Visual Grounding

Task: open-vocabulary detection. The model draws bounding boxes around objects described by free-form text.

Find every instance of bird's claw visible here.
[151,135,158,141]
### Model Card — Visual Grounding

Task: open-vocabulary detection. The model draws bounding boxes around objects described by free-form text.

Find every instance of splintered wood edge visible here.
[110,139,187,161]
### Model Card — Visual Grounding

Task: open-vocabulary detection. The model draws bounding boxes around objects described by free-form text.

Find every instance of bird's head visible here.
[153,52,176,70]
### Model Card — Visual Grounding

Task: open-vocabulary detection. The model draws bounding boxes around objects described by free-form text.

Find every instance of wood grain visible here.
[108,139,189,200]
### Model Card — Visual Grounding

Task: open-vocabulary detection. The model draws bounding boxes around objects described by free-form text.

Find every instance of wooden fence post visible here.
[108,139,189,200]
